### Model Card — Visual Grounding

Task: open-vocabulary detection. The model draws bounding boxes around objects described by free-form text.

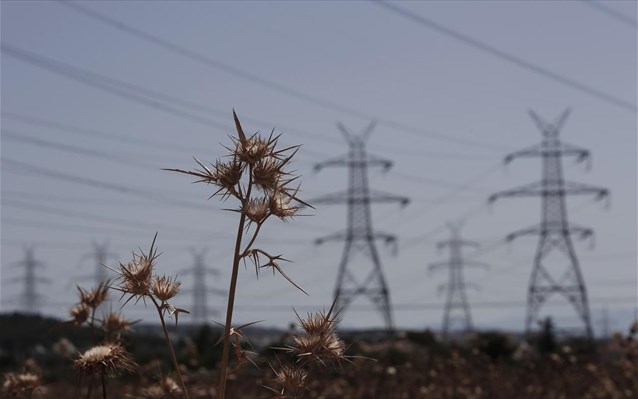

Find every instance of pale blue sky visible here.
[1,1,636,334]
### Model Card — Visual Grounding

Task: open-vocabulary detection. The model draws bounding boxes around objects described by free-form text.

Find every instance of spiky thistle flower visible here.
[284,301,348,366]
[242,197,270,225]
[152,274,181,302]
[69,302,90,326]
[74,343,136,377]
[166,111,311,399]
[138,375,182,399]
[101,311,134,339]
[113,234,159,305]
[77,281,110,309]
[271,365,308,398]
[1,371,46,398]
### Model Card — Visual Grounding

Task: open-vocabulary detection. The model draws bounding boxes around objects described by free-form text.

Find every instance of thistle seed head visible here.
[273,365,308,396]
[2,372,45,398]
[69,303,90,326]
[77,281,109,309]
[139,376,182,399]
[269,190,298,220]
[115,235,159,302]
[74,343,136,377]
[252,157,283,191]
[243,197,270,224]
[152,275,181,301]
[212,158,243,198]
[233,134,274,165]
[102,311,133,337]
[298,309,339,335]
[292,330,346,364]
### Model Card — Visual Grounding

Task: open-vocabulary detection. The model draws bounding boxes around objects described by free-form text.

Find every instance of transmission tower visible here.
[180,249,223,325]
[313,122,409,334]
[77,241,117,286]
[489,109,608,338]
[5,247,50,314]
[429,224,488,340]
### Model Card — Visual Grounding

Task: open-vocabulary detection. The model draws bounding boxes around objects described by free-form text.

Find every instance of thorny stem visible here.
[218,211,247,399]
[89,307,97,343]
[218,167,253,399]
[150,296,190,399]
[85,377,93,399]
[101,371,106,399]
[240,221,265,257]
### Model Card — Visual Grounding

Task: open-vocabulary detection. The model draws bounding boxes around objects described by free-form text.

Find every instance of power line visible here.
[56,0,510,151]
[1,198,216,237]
[0,43,336,156]
[1,111,204,155]
[580,0,638,28]
[2,158,212,211]
[2,190,188,208]
[3,129,166,170]
[0,43,506,162]
[373,1,637,112]
[1,43,232,132]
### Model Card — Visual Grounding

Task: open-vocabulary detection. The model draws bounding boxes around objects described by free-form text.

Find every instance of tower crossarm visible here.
[488,182,543,202]
[310,189,409,206]
[504,141,590,164]
[436,240,479,249]
[9,259,45,268]
[489,181,608,203]
[464,260,490,269]
[316,231,398,245]
[505,223,594,241]
[428,261,451,272]
[365,153,394,170]
[313,154,350,171]
[561,181,609,199]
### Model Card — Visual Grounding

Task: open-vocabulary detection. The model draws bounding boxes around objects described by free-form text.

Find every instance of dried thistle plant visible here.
[267,300,353,399]
[107,234,190,398]
[69,280,110,337]
[74,343,136,399]
[1,362,46,399]
[166,111,310,399]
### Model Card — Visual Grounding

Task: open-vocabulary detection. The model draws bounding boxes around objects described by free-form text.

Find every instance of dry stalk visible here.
[166,111,310,399]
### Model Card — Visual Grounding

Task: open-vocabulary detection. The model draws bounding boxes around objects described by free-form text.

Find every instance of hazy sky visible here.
[1,1,636,334]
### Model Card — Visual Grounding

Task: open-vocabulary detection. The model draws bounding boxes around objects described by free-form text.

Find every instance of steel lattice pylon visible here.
[180,249,223,325]
[429,224,488,341]
[6,247,50,314]
[313,122,409,334]
[489,109,609,338]
[77,241,117,286]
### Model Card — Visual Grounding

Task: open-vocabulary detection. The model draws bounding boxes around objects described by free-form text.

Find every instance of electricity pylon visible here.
[77,241,117,286]
[5,247,50,314]
[180,249,223,325]
[313,122,409,334]
[429,224,488,340]
[489,109,608,338]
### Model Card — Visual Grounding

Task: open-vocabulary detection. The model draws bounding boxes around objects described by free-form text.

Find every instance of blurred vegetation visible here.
[2,313,637,398]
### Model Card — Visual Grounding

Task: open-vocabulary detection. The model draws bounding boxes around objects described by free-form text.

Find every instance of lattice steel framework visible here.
[429,224,487,340]
[180,249,223,324]
[489,109,608,338]
[313,122,409,333]
[6,247,49,314]
[77,241,117,286]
